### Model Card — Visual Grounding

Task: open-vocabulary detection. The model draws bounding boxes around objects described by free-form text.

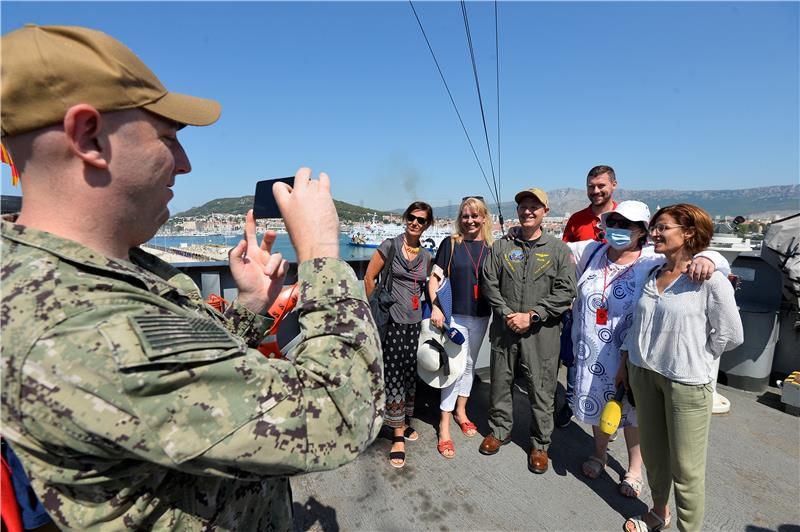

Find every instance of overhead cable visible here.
[408,0,499,209]
[460,0,501,216]
[494,0,503,225]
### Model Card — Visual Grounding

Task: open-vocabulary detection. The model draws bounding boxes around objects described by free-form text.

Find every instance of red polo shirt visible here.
[561,201,617,243]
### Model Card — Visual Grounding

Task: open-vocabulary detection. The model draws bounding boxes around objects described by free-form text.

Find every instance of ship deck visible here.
[290,367,800,531]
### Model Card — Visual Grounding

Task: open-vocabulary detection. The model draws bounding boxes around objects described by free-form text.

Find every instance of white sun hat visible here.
[600,200,651,227]
[417,319,467,388]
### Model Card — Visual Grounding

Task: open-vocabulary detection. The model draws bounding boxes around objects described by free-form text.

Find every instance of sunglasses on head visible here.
[406,214,428,225]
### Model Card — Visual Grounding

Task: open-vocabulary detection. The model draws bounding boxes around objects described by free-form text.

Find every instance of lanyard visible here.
[463,240,486,282]
[408,255,424,293]
[407,255,423,309]
[600,250,641,307]
[463,240,486,301]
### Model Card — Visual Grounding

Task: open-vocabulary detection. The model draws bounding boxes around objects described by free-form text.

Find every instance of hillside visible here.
[174,184,798,222]
[430,184,799,220]
[173,196,390,222]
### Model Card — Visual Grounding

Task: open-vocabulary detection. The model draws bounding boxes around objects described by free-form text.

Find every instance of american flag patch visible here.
[130,314,240,360]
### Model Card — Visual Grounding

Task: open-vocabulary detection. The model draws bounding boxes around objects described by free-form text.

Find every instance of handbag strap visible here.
[381,238,397,293]
[446,237,455,277]
[578,242,605,279]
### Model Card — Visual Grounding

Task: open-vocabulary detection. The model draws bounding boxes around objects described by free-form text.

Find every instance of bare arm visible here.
[364,250,385,298]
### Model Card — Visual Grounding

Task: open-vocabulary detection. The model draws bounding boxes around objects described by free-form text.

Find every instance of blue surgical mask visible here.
[606,228,633,249]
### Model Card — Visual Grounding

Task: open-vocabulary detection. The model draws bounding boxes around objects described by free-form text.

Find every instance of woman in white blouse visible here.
[568,201,726,501]
[621,204,743,532]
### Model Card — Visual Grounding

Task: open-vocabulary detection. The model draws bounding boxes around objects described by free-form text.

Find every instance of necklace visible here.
[403,236,420,255]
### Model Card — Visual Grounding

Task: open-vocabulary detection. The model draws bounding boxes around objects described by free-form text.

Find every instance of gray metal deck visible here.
[290,367,800,532]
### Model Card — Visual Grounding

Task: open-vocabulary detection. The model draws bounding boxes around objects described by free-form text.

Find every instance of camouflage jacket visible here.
[1,217,384,531]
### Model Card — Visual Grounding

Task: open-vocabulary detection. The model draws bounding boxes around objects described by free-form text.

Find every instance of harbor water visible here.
[147,233,441,263]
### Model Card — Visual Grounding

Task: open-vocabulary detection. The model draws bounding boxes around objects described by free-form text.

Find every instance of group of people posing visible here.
[364,165,744,532]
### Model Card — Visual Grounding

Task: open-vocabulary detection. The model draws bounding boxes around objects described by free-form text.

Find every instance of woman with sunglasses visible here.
[427,197,493,459]
[567,201,728,500]
[365,201,434,469]
[621,204,742,532]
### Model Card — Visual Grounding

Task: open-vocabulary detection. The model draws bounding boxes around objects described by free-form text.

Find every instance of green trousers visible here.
[488,326,560,451]
[628,362,713,532]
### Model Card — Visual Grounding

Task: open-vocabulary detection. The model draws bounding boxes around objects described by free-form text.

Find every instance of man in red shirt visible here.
[561,165,618,243]
[556,165,618,429]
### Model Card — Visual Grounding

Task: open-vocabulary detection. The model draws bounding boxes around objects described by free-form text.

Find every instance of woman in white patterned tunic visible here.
[568,201,727,498]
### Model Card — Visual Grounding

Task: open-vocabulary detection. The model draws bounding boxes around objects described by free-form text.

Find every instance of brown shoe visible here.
[529,449,549,474]
[479,434,509,455]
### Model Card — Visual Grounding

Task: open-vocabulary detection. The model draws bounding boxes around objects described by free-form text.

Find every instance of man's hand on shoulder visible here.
[274,167,340,263]
[229,210,289,315]
[685,256,716,282]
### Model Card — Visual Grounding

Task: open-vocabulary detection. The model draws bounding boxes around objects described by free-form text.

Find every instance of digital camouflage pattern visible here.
[0,215,385,531]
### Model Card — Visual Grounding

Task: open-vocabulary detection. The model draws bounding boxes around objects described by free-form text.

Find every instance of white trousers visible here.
[440,314,490,412]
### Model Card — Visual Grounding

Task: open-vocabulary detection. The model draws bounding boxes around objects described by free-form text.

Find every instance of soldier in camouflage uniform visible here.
[1,24,384,531]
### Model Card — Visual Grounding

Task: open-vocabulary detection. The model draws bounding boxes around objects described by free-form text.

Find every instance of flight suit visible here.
[481,233,575,450]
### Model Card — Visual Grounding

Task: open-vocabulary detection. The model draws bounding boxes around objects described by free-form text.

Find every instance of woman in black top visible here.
[365,201,434,469]
[427,197,493,459]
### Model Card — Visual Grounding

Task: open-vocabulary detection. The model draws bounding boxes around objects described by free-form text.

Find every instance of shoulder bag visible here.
[560,243,605,367]
[369,239,398,342]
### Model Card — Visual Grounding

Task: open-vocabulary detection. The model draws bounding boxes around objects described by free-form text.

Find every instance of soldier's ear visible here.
[63,104,109,170]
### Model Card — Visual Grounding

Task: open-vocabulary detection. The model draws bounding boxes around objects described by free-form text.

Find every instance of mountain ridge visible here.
[430,184,800,220]
[173,184,799,221]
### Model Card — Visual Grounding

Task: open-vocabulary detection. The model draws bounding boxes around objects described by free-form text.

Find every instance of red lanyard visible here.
[463,240,486,300]
[600,250,641,307]
[463,240,486,281]
[409,255,423,309]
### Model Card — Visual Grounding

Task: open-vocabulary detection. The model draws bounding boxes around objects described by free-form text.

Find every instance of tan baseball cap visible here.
[514,187,549,208]
[1,24,221,136]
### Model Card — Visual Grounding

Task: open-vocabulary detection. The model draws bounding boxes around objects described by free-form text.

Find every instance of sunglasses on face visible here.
[649,223,683,234]
[407,214,428,225]
[605,216,637,230]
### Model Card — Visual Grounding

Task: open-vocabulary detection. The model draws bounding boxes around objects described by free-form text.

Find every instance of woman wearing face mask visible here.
[567,201,728,499]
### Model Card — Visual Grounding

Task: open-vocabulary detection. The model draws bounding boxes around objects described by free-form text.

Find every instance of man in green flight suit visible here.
[0,25,384,531]
[479,188,576,474]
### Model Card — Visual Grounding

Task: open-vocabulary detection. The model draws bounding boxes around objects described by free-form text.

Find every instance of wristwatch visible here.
[529,310,541,323]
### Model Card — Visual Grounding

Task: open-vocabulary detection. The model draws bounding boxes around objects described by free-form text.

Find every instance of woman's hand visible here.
[431,305,445,328]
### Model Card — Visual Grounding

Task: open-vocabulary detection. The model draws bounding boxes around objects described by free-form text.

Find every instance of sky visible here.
[1,1,798,214]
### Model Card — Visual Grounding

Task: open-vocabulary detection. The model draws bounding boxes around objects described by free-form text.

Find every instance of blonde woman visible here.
[428,197,493,459]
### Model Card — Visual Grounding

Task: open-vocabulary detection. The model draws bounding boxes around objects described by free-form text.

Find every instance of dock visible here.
[290,367,800,531]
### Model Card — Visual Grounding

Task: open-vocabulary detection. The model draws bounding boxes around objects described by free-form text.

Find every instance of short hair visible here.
[649,203,714,255]
[587,165,616,183]
[403,201,434,227]
[453,197,493,245]
[634,221,648,248]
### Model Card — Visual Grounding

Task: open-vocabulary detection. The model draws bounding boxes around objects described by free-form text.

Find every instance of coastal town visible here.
[146,209,777,264]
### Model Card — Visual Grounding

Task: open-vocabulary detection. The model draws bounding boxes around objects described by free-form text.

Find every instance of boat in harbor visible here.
[348,218,452,252]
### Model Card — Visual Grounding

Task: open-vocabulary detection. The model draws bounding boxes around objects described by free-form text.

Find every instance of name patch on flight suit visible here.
[130,314,240,360]
[531,253,552,277]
